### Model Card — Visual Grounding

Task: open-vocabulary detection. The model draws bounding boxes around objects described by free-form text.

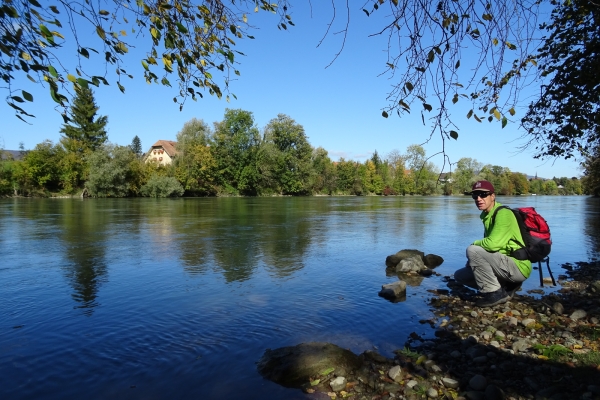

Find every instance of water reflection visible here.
[59,200,108,315]
[584,198,600,258]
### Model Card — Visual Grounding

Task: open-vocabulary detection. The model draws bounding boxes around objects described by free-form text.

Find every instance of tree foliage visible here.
[262,114,312,195]
[212,108,261,195]
[520,0,600,159]
[86,144,138,197]
[59,87,108,154]
[1,0,293,120]
[131,135,142,157]
[140,174,184,197]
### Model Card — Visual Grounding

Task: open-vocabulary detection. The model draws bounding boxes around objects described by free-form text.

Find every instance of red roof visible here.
[149,140,178,157]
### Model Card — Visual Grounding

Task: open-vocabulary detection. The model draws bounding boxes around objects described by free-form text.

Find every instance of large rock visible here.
[378,280,407,302]
[424,254,444,268]
[385,249,443,270]
[256,342,362,388]
[385,249,425,269]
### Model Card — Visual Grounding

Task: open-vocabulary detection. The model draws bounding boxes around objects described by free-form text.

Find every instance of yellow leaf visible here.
[416,355,427,365]
[51,31,64,39]
[67,74,76,82]
[96,26,106,40]
[493,109,501,120]
[243,14,247,23]
[120,30,127,36]
[509,107,516,116]
[21,52,32,61]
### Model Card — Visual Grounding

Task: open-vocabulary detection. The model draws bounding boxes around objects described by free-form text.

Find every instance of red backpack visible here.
[492,206,552,263]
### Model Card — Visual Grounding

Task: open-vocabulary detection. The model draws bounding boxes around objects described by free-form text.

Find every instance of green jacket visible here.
[472,201,532,278]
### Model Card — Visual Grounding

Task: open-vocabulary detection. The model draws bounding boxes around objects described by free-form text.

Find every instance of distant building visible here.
[144,140,178,166]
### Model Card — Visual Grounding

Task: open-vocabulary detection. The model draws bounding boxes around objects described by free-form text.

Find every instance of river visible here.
[1,196,599,399]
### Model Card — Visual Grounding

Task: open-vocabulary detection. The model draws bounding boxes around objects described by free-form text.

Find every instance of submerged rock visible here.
[256,342,362,388]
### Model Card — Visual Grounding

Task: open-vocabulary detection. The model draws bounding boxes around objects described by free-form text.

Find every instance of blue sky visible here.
[0,1,582,178]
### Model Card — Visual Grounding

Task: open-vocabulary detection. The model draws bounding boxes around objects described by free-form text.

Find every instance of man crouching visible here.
[454,180,532,307]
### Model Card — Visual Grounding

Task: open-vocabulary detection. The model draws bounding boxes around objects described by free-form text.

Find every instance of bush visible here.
[140,175,184,198]
[86,144,136,197]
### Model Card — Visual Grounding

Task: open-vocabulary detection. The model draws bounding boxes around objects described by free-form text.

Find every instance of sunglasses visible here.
[471,191,493,199]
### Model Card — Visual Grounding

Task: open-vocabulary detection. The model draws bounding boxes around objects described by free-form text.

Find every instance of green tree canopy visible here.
[59,87,108,155]
[130,136,142,157]
[262,114,313,195]
[520,0,600,160]
[212,108,261,195]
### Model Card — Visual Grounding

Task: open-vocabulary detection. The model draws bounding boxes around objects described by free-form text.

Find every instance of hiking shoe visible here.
[476,288,510,307]
[504,282,521,299]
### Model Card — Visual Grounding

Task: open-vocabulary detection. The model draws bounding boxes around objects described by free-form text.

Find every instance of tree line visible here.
[0,87,589,198]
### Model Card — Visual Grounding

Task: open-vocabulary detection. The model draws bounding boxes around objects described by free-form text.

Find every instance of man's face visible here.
[472,191,495,212]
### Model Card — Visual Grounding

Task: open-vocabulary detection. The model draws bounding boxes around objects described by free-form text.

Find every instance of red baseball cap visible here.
[471,180,494,193]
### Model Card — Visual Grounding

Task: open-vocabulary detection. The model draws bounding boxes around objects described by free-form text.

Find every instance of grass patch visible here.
[533,344,572,361]
[573,350,600,367]
[395,346,421,360]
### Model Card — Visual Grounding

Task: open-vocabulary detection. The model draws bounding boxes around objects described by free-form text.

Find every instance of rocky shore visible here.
[259,260,600,399]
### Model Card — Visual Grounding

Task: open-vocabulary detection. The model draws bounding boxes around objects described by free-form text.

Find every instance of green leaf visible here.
[117,82,125,93]
[99,10,109,16]
[141,60,149,70]
[177,22,188,33]
[455,60,460,69]
[50,89,61,103]
[467,109,473,119]
[76,78,88,89]
[502,117,508,128]
[28,0,42,8]
[427,50,435,63]
[405,82,414,91]
[382,111,389,118]
[48,65,58,78]
[320,367,335,376]
[423,103,432,112]
[11,96,24,103]
[450,130,458,140]
[39,24,52,39]
[78,47,90,58]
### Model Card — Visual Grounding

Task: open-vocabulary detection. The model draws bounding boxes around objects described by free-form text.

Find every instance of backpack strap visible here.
[490,205,526,249]
[490,205,510,225]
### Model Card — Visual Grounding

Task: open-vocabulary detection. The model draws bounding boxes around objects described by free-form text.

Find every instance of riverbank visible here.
[300,261,600,399]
